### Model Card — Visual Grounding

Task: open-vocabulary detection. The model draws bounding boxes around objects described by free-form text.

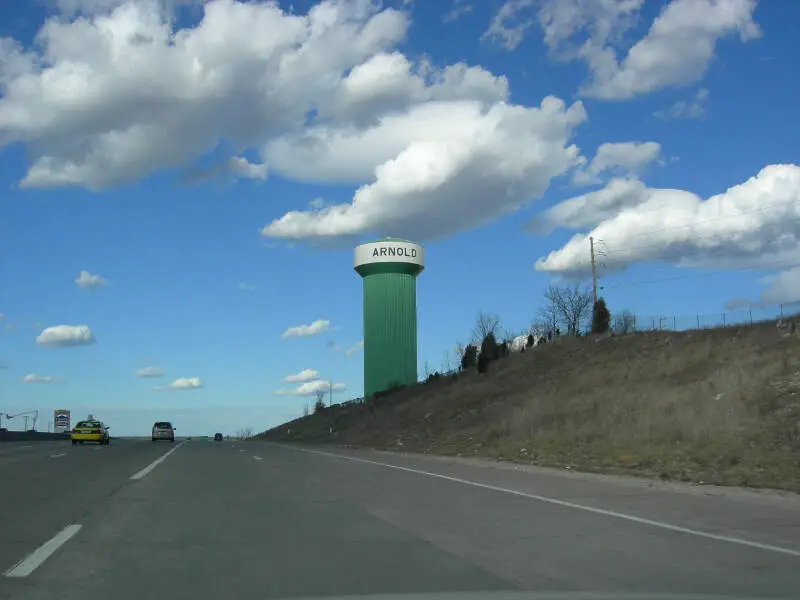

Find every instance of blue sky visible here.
[1,0,799,436]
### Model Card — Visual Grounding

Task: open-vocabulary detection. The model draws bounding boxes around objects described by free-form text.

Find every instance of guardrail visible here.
[0,431,71,442]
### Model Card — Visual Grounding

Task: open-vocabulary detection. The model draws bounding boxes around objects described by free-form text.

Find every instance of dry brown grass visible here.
[258,319,800,492]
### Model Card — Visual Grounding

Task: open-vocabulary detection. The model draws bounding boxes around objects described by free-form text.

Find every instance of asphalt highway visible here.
[0,439,799,600]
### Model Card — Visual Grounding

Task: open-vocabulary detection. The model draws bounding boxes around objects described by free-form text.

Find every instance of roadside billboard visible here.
[53,409,70,433]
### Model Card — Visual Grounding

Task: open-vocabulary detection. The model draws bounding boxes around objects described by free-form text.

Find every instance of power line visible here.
[545,201,800,295]
[582,219,800,276]
[596,216,800,263]
[590,236,597,306]
[593,196,800,244]
[601,257,800,290]
[585,237,800,295]
[597,244,800,273]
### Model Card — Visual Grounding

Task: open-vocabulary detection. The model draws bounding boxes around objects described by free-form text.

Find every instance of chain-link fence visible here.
[422,303,797,383]
[623,303,796,332]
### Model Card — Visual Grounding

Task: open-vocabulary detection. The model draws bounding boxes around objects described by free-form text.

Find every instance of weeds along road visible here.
[1,439,799,600]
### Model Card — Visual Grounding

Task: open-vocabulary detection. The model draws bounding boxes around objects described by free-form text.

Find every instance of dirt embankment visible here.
[258,319,800,493]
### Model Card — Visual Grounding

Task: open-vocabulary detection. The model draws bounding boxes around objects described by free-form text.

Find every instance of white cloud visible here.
[579,0,760,100]
[228,156,268,181]
[283,368,320,383]
[74,270,108,290]
[310,51,509,130]
[484,0,759,101]
[54,0,200,17]
[0,0,412,190]
[36,324,96,347]
[443,0,473,24]
[527,177,648,235]
[655,88,709,120]
[274,380,346,397]
[758,267,800,306]
[2,0,589,242]
[238,282,256,291]
[281,319,330,339]
[181,155,268,185]
[482,0,536,51]
[345,340,364,356]
[572,141,660,186]
[484,0,643,53]
[155,377,203,390]
[261,97,586,241]
[535,164,800,280]
[22,373,59,383]
[135,365,164,378]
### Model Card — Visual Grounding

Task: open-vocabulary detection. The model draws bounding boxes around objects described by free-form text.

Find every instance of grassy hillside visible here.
[257,318,800,493]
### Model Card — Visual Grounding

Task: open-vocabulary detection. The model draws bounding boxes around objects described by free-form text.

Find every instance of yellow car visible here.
[71,419,110,445]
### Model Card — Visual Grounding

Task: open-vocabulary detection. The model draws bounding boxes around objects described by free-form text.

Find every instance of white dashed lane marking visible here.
[130,441,187,480]
[4,524,83,578]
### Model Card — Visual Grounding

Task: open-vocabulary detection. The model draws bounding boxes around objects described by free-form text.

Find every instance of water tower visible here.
[354,238,425,398]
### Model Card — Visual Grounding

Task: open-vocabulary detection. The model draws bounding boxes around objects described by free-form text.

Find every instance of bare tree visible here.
[613,310,637,334]
[315,389,326,412]
[422,360,433,381]
[555,284,593,336]
[538,284,592,336]
[441,347,456,374]
[537,285,561,335]
[453,342,465,362]
[472,311,501,344]
[235,427,254,441]
[528,321,548,336]
[497,325,516,344]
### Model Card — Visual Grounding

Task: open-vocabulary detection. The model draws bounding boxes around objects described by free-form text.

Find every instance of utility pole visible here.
[590,236,597,307]
[329,380,333,407]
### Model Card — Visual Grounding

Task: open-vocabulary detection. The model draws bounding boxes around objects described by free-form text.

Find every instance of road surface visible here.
[1,439,799,599]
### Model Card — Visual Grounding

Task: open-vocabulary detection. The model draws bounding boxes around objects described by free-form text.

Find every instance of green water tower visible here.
[354,238,425,398]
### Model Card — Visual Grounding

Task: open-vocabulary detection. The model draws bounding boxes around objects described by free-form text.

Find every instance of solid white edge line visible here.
[130,440,187,480]
[279,444,800,558]
[4,524,82,578]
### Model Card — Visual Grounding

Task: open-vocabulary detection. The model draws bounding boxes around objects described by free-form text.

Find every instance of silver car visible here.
[151,421,175,442]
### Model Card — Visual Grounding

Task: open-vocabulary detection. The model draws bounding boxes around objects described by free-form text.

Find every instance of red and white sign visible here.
[53,409,70,433]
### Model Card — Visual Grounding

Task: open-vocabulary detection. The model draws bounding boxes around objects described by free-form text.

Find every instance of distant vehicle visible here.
[152,421,176,442]
[213,432,223,442]
[71,420,110,445]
